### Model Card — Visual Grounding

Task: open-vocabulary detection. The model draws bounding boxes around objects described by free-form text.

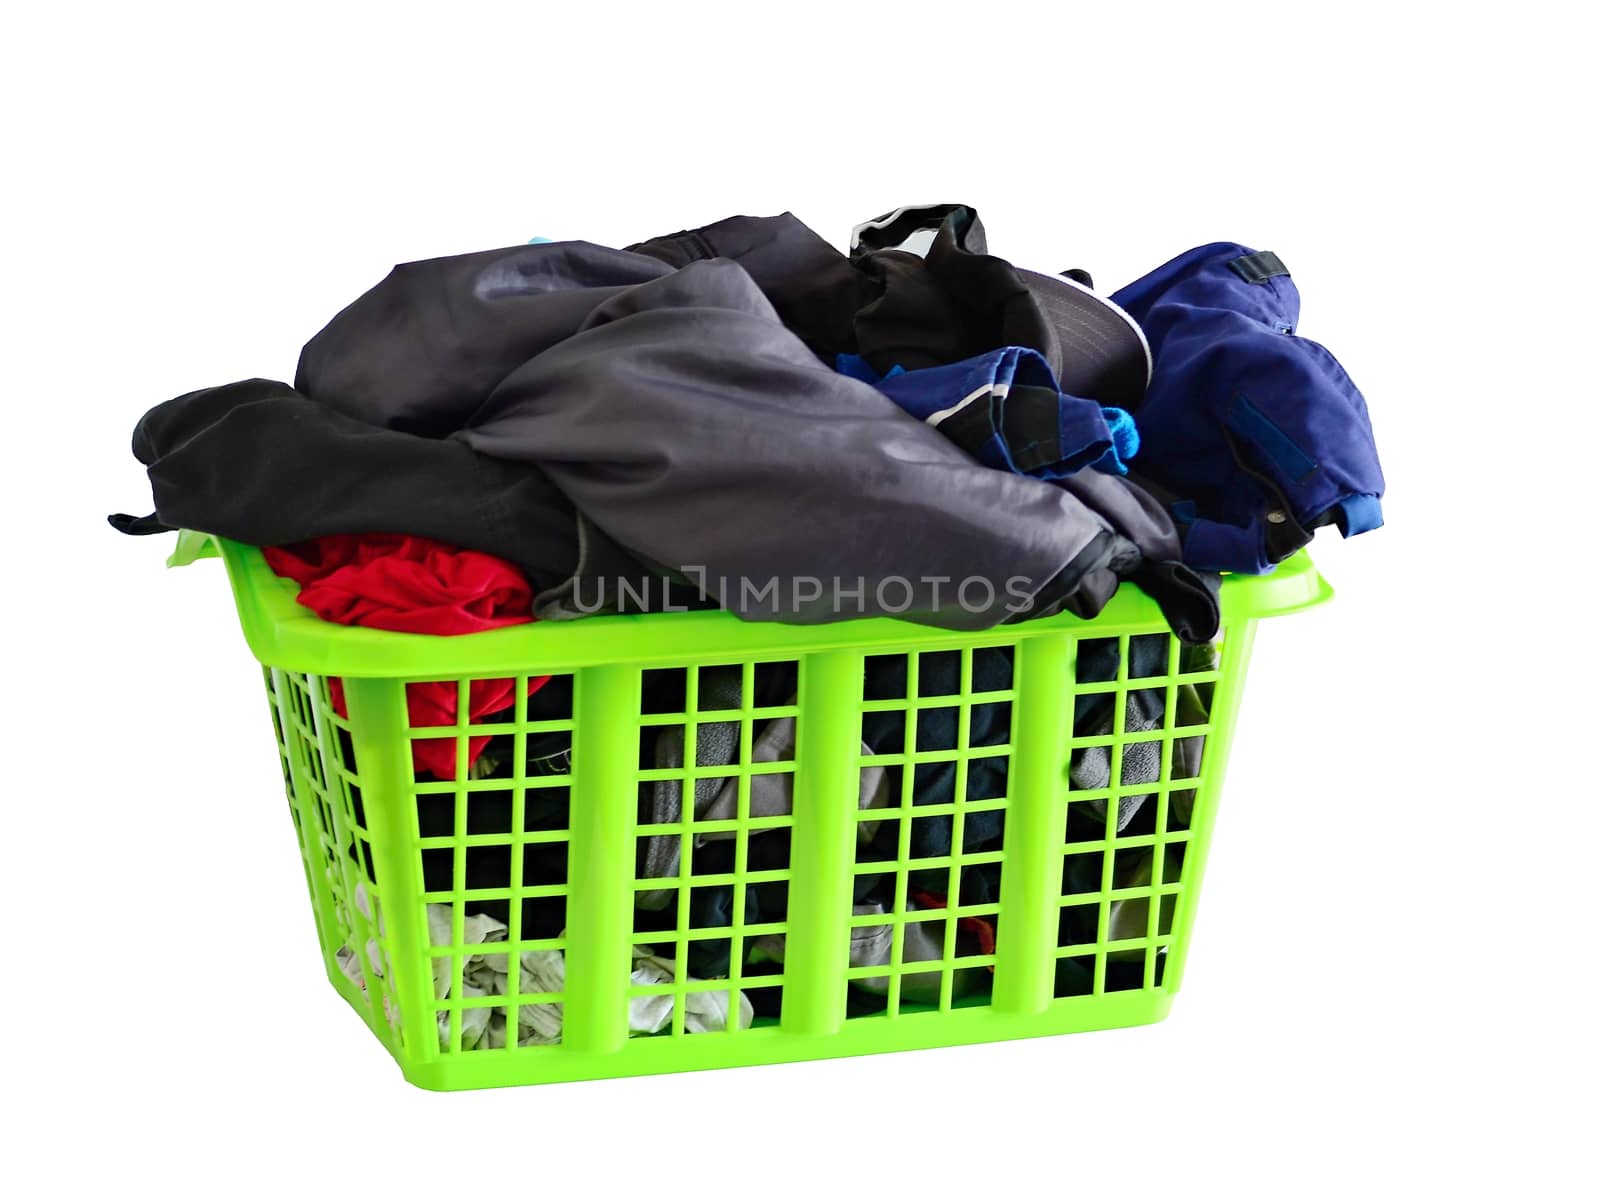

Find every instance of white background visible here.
[5,2,1595,1173]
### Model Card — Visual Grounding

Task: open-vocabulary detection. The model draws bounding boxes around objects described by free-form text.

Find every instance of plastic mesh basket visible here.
[192,534,1329,1090]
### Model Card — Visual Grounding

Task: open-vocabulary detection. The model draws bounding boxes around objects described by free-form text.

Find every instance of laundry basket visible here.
[176,531,1330,1090]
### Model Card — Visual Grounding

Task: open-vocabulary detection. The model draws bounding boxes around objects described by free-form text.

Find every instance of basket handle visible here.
[167,529,219,568]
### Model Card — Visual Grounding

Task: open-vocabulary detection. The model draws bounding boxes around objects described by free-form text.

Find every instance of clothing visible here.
[1113,243,1385,573]
[105,378,694,618]
[630,639,1213,990]
[848,204,1152,409]
[297,242,675,438]
[115,217,1223,636]
[628,212,865,360]
[857,648,1014,905]
[337,887,752,1049]
[636,662,744,900]
[638,703,890,909]
[749,895,995,1005]
[292,240,1194,630]
[632,203,1151,407]
[411,772,571,940]
[1103,848,1183,946]
[1008,467,1220,642]
[641,663,746,856]
[345,694,578,941]
[1068,637,1214,832]
[867,345,1140,479]
[263,533,535,635]
[909,889,997,957]
[633,667,805,974]
[661,836,795,979]
[336,677,534,781]
[261,533,551,780]
[1058,846,1185,955]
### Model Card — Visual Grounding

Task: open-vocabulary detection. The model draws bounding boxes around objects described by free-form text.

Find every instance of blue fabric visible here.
[862,346,1138,481]
[1113,243,1386,574]
[1224,393,1317,482]
[1336,492,1384,537]
[1096,407,1140,476]
[834,353,904,382]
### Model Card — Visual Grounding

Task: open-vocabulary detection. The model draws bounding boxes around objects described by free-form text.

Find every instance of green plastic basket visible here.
[179,532,1330,1090]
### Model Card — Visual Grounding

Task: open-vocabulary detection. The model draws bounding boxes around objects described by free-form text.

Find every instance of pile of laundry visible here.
[110,202,1385,641]
[112,203,1386,1035]
[335,884,753,1049]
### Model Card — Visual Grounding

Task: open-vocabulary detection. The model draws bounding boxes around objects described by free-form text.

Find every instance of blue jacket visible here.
[1113,243,1385,573]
